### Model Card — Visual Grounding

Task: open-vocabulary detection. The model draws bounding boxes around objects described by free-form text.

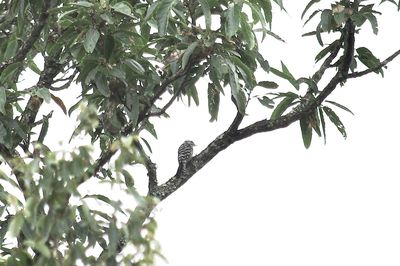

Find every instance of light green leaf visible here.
[0,87,5,114]
[9,212,24,237]
[182,42,199,69]
[156,0,176,36]
[198,0,211,30]
[208,83,220,122]
[226,3,241,38]
[34,88,51,103]
[84,28,100,53]
[24,240,51,258]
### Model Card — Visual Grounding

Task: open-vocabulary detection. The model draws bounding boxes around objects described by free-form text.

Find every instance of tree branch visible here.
[0,0,51,71]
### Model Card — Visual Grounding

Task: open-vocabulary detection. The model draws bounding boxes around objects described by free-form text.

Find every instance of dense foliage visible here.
[0,0,399,265]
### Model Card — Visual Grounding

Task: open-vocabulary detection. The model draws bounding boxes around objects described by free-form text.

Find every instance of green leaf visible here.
[323,106,347,139]
[320,9,333,32]
[198,0,211,30]
[33,87,51,103]
[37,114,50,144]
[208,83,220,122]
[126,91,139,127]
[240,14,255,49]
[228,63,246,114]
[84,28,100,53]
[4,38,18,60]
[258,81,279,89]
[257,0,272,23]
[300,117,312,149]
[111,2,134,18]
[156,0,176,36]
[94,73,111,97]
[182,42,199,69]
[356,47,382,75]
[315,40,339,62]
[302,0,321,19]
[9,212,24,237]
[0,62,22,83]
[124,58,145,75]
[270,93,298,119]
[226,3,241,38]
[0,87,5,114]
[258,96,274,108]
[364,13,378,34]
[121,169,134,187]
[230,55,255,88]
[318,107,326,144]
[270,62,298,89]
[325,100,354,115]
[27,59,41,75]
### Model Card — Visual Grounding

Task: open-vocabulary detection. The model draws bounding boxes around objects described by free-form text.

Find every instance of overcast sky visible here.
[149,2,400,266]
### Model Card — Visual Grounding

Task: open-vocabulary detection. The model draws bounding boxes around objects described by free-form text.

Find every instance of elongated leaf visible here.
[323,106,347,139]
[258,96,274,108]
[300,117,312,149]
[226,3,241,38]
[230,55,255,87]
[258,81,278,89]
[182,42,199,69]
[356,47,382,75]
[257,0,272,23]
[4,38,18,60]
[198,0,211,30]
[303,9,321,26]
[270,62,298,89]
[9,212,24,237]
[124,58,145,75]
[270,93,297,119]
[0,87,5,114]
[315,40,339,62]
[208,83,220,122]
[126,91,139,127]
[156,0,176,36]
[228,63,246,114]
[37,114,50,144]
[302,0,321,19]
[325,100,354,115]
[84,28,100,53]
[318,107,326,144]
[364,13,378,34]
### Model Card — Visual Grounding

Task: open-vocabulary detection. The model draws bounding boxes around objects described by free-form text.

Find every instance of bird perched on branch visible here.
[176,140,196,176]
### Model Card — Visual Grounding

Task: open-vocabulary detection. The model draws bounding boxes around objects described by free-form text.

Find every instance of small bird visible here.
[176,140,196,176]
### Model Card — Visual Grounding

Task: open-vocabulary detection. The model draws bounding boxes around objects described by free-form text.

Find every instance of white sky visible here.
[13,1,400,265]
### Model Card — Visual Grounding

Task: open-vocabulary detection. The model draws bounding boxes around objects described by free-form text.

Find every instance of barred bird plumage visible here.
[176,140,196,176]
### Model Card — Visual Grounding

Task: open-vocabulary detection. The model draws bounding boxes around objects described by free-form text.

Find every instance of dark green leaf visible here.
[323,106,347,139]
[111,2,134,18]
[94,73,111,97]
[364,13,378,34]
[270,92,298,119]
[325,100,354,115]
[0,62,22,83]
[4,38,18,60]
[302,0,321,19]
[315,40,339,62]
[124,59,145,75]
[258,96,274,108]
[319,107,326,144]
[320,9,333,32]
[126,91,139,127]
[300,117,312,149]
[258,81,279,89]
[356,47,382,75]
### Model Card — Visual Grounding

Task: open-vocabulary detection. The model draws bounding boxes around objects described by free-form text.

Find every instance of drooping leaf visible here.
[156,0,176,36]
[84,28,100,53]
[51,94,67,115]
[182,42,199,69]
[301,0,321,19]
[198,0,211,30]
[226,3,241,38]
[300,117,312,149]
[323,106,347,139]
[208,83,220,122]
[319,107,327,144]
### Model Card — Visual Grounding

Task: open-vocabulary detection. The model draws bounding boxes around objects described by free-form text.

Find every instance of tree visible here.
[0,0,399,264]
